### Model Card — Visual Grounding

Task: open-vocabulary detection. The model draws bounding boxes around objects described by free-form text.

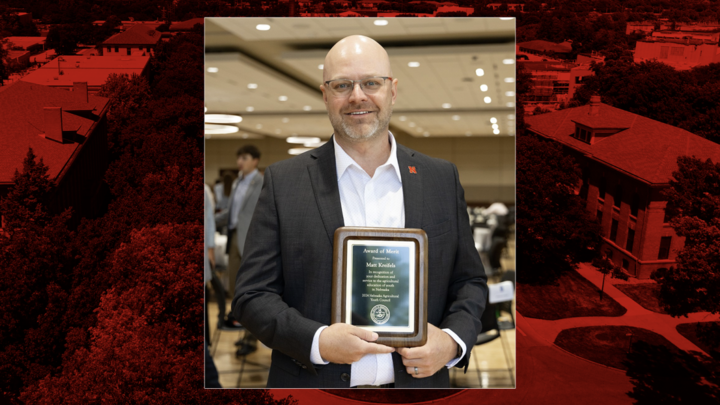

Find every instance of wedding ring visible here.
[414,367,419,375]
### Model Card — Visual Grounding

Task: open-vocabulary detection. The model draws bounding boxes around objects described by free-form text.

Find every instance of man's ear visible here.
[320,84,329,105]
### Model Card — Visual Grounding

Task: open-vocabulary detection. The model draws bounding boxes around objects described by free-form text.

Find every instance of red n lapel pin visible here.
[408,166,417,174]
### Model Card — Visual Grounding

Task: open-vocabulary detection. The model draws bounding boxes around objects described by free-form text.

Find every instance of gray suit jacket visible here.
[232,138,488,388]
[215,172,263,256]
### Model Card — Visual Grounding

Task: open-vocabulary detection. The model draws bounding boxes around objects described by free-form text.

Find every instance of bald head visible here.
[323,35,393,82]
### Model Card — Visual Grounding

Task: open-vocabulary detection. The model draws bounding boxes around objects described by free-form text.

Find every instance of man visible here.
[232,35,487,388]
[216,145,263,312]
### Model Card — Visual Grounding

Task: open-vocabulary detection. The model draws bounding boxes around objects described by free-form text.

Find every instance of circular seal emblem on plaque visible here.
[370,304,390,325]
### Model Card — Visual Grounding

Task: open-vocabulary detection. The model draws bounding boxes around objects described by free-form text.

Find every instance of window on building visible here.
[663,208,671,224]
[626,228,635,253]
[670,47,684,56]
[614,184,622,208]
[622,259,629,270]
[660,46,669,59]
[599,177,606,199]
[597,208,603,224]
[610,218,619,242]
[115,46,119,52]
[575,127,581,139]
[107,46,111,53]
[631,193,639,217]
[580,169,589,199]
[127,47,131,55]
[658,236,672,260]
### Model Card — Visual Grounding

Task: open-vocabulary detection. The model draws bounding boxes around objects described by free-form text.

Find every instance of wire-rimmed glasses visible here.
[324,76,392,97]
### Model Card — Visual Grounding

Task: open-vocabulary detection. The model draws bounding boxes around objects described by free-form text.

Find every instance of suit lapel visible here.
[397,144,423,229]
[307,138,344,245]
[239,173,261,212]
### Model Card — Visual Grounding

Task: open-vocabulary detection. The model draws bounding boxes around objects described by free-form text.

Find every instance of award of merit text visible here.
[361,248,400,302]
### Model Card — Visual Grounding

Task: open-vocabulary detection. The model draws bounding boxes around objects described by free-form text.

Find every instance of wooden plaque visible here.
[332,227,428,347]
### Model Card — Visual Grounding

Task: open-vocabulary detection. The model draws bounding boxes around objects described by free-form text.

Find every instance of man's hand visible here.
[319,323,395,364]
[396,324,458,378]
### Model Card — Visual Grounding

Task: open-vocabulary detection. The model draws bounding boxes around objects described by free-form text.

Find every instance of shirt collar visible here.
[334,131,402,182]
[239,168,258,182]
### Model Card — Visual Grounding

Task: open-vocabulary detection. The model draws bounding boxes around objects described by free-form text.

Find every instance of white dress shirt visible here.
[309,132,467,386]
[228,169,258,230]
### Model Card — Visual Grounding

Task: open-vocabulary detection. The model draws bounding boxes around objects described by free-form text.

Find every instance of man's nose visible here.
[348,82,368,103]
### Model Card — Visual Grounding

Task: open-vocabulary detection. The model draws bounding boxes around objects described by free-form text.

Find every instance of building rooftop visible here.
[169,18,204,31]
[0,81,108,184]
[518,40,573,54]
[525,102,720,184]
[3,36,45,50]
[519,61,577,71]
[21,54,149,88]
[102,24,162,45]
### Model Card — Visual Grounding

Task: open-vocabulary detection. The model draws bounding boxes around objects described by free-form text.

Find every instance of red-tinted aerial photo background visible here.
[1,1,720,404]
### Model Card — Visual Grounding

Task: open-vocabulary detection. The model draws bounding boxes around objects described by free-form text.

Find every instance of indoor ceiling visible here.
[205,17,516,140]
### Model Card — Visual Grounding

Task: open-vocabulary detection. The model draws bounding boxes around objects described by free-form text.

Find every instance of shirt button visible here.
[340,372,350,382]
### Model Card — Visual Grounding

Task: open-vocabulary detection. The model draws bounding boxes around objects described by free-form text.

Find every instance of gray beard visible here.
[329,106,392,143]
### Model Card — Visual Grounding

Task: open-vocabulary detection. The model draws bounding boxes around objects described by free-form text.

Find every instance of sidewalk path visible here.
[521,263,720,357]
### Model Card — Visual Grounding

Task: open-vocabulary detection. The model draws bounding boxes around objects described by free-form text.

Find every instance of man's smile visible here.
[345,110,375,116]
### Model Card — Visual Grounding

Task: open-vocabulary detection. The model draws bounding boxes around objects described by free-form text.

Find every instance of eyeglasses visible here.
[324,77,392,96]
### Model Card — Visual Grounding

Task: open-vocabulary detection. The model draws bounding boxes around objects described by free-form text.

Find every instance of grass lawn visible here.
[322,390,457,403]
[517,270,627,320]
[614,283,667,314]
[554,326,681,370]
[677,322,720,360]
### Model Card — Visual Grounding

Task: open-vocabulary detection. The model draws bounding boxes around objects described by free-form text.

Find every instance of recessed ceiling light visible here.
[205,124,238,135]
[476,68,484,76]
[318,64,324,70]
[374,20,388,26]
[399,116,407,121]
[503,59,515,65]
[492,124,499,130]
[507,114,515,120]
[303,105,312,111]
[289,147,313,155]
[504,77,515,83]
[282,117,289,123]
[409,122,416,127]
[465,132,472,136]
[207,67,218,73]
[506,102,515,107]
[490,117,497,124]
[256,24,270,31]
[275,129,282,134]
[493,128,500,134]
[442,103,451,109]
[256,124,262,129]
[452,115,460,120]
[484,97,492,103]
[287,136,321,144]
[205,114,242,124]
[500,17,514,20]
[204,106,207,112]
[480,84,488,92]
[246,106,254,112]
[278,95,288,101]
[416,127,423,132]
[248,83,258,89]
[408,61,420,67]
[505,91,515,97]
[423,132,430,137]
[242,133,248,139]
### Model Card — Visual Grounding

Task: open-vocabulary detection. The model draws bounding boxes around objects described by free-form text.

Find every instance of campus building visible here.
[525,96,720,279]
[99,24,162,57]
[20,54,150,93]
[519,61,594,111]
[0,81,110,223]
